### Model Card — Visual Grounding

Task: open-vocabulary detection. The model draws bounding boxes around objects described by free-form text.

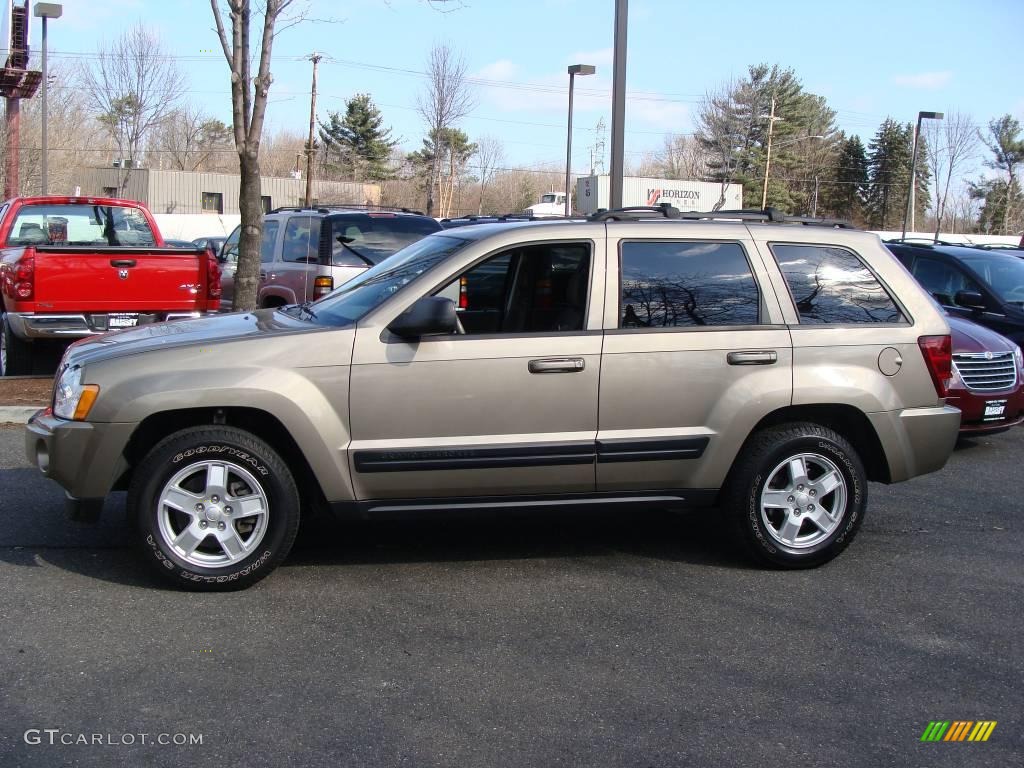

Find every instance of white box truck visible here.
[574,175,743,215]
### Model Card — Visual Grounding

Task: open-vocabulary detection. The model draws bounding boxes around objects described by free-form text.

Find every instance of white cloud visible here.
[472,60,519,82]
[892,71,953,90]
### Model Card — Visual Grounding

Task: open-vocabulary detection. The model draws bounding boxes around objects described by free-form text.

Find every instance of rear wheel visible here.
[722,423,866,568]
[129,426,300,590]
[1,314,35,376]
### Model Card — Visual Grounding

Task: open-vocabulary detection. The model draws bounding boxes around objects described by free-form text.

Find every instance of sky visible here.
[37,0,1024,177]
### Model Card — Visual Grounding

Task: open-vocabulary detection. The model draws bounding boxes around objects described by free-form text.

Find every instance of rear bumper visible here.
[867,404,962,482]
[6,311,210,340]
[24,410,136,507]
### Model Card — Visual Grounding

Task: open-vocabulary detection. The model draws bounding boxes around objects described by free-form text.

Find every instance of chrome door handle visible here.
[528,357,586,374]
[727,350,778,366]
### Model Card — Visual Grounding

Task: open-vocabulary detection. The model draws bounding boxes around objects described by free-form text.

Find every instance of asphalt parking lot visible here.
[0,423,1021,768]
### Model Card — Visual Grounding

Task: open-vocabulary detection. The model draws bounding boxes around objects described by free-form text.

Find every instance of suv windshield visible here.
[328,214,442,266]
[961,254,1024,305]
[308,234,468,326]
[6,203,156,247]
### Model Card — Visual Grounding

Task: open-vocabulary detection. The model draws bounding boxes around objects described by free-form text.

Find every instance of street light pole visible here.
[609,0,627,209]
[33,3,63,195]
[564,64,595,216]
[901,110,943,239]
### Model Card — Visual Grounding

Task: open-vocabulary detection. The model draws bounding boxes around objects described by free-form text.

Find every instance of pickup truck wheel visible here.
[1,314,34,376]
[128,426,300,591]
[722,423,866,569]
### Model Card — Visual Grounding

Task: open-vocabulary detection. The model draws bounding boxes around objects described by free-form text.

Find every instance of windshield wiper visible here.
[336,236,376,267]
[296,301,319,320]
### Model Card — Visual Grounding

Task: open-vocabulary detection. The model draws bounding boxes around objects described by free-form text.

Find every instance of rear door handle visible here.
[727,350,778,366]
[110,259,136,268]
[528,357,586,374]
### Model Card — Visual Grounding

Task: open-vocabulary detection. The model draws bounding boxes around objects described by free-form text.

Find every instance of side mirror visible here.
[388,296,457,339]
[954,290,986,310]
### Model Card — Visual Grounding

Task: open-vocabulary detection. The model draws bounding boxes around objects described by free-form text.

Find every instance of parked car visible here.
[886,242,1024,345]
[192,236,226,255]
[218,207,442,310]
[946,314,1024,435]
[26,206,961,590]
[1,196,221,376]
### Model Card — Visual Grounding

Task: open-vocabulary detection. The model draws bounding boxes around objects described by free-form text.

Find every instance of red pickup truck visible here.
[0,196,221,375]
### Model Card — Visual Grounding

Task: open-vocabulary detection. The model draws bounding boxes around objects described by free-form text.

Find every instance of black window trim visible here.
[768,240,913,327]
[615,237,766,332]
[380,237,598,343]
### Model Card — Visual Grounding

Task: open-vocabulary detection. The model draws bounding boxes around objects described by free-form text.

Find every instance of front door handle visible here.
[528,357,586,374]
[727,350,778,366]
[258,271,267,281]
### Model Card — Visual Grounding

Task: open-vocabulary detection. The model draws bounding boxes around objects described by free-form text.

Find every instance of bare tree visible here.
[417,44,475,216]
[154,106,234,172]
[474,135,503,215]
[695,78,744,210]
[924,112,979,239]
[210,0,303,312]
[82,23,185,194]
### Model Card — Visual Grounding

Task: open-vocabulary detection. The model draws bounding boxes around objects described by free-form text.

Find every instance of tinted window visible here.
[959,254,1024,306]
[282,216,321,263]
[772,244,904,324]
[6,203,155,247]
[619,241,760,328]
[437,243,590,334]
[221,223,278,265]
[328,215,442,266]
[912,258,983,306]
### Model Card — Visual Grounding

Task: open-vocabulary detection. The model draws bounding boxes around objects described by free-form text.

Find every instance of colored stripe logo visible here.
[921,721,997,742]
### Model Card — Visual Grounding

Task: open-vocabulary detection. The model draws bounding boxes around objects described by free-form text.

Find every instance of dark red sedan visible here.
[947,314,1024,435]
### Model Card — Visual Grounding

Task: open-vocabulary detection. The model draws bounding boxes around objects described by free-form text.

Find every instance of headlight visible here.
[53,366,100,421]
[1015,345,1023,371]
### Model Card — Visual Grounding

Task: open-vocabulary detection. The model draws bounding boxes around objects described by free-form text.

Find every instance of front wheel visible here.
[128,426,300,590]
[722,423,866,568]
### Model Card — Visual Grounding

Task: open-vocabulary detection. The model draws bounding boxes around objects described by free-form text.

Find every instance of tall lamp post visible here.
[564,64,595,216]
[33,3,63,196]
[901,110,943,239]
[761,133,824,210]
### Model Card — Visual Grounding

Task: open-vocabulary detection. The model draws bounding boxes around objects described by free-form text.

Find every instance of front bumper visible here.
[7,311,208,340]
[867,404,962,483]
[24,410,136,513]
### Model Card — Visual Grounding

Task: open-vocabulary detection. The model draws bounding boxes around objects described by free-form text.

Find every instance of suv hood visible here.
[947,314,1018,353]
[64,309,327,368]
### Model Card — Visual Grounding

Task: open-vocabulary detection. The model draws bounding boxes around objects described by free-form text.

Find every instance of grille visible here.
[952,352,1018,392]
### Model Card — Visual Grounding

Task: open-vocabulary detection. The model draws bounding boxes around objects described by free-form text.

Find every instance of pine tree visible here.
[824,134,868,223]
[318,93,397,182]
[866,119,912,230]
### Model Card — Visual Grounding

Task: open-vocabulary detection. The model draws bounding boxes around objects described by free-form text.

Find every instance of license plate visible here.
[108,314,139,328]
[983,401,1006,419]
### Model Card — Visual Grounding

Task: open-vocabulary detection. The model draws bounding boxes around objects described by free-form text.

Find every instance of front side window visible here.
[436,242,591,334]
[221,222,279,265]
[772,243,905,324]
[912,257,983,306]
[959,254,1024,307]
[5,203,155,247]
[619,241,760,328]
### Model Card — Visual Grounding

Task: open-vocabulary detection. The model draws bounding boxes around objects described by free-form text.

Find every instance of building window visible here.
[261,196,272,214]
[619,241,761,328]
[201,192,224,214]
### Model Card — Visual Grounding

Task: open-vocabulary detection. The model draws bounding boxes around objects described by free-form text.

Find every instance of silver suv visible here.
[218,206,442,310]
[25,207,962,590]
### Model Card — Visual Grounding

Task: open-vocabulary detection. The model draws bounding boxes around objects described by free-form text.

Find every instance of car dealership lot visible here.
[0,424,1021,768]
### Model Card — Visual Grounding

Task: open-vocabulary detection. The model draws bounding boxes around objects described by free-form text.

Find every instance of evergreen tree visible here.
[407,127,477,217]
[979,115,1024,234]
[318,93,397,182]
[866,119,912,230]
[970,178,1024,234]
[823,134,868,223]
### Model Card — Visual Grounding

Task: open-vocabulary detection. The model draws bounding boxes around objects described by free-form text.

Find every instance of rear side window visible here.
[328,215,442,266]
[6,203,155,247]
[771,244,905,324]
[619,241,760,328]
[282,216,321,263]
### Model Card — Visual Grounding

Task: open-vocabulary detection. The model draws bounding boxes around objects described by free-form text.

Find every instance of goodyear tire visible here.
[129,426,300,591]
[722,423,866,568]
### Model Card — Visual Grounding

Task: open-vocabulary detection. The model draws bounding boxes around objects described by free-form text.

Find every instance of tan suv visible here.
[25,206,962,590]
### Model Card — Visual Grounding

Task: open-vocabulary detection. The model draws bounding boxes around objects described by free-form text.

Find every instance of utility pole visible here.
[760,97,780,210]
[609,0,627,209]
[812,175,819,217]
[304,52,322,208]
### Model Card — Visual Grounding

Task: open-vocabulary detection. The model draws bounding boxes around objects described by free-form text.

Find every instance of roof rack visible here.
[268,204,426,215]
[589,204,855,228]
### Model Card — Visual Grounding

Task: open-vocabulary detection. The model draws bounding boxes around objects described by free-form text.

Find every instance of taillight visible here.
[313,276,333,298]
[458,276,468,310]
[9,254,35,301]
[206,257,222,300]
[918,335,952,398]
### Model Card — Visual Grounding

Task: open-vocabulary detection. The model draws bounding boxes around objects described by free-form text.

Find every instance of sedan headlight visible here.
[1015,345,1023,372]
[53,366,100,421]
